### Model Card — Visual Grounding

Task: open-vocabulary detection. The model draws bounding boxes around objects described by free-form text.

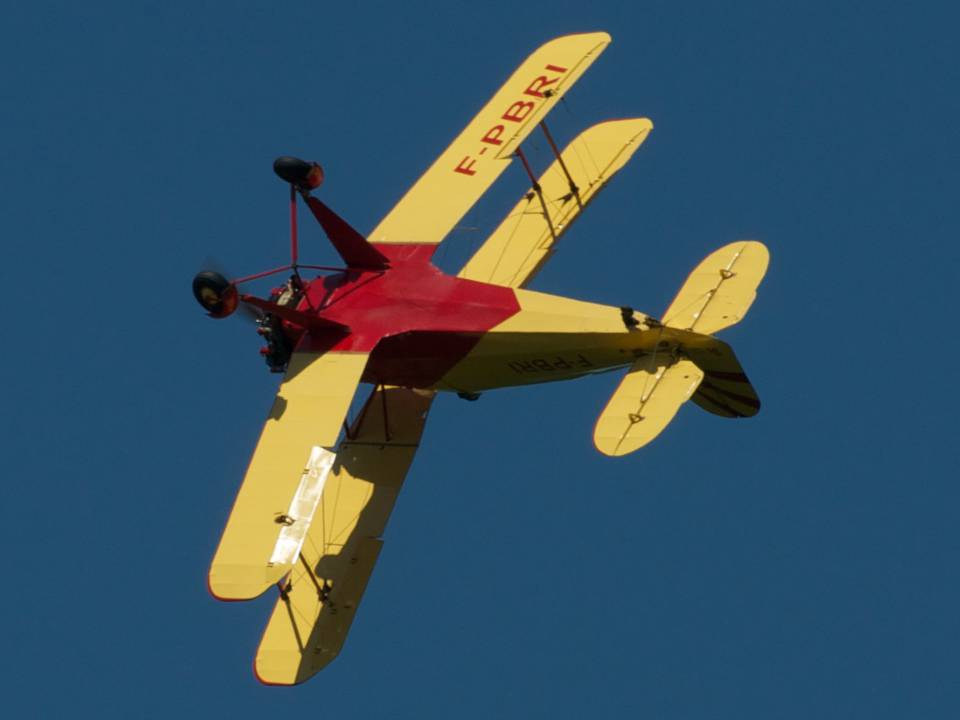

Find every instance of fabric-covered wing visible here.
[208,350,369,601]
[458,118,652,287]
[254,387,435,685]
[368,32,611,245]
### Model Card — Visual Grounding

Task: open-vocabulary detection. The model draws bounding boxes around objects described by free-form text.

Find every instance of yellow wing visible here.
[208,350,369,601]
[369,32,611,245]
[662,241,770,335]
[458,118,652,287]
[254,386,434,685]
[594,350,703,457]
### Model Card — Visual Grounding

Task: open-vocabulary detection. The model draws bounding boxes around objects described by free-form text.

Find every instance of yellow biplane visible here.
[192,31,768,685]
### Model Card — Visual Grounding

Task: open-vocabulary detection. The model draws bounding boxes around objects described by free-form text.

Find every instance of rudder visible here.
[683,335,761,418]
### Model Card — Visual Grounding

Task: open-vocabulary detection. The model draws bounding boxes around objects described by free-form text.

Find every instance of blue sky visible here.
[2,1,959,717]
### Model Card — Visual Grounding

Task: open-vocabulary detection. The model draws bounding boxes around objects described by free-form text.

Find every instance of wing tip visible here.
[547,29,611,42]
[207,563,288,602]
[254,646,339,687]
[206,572,249,603]
[588,117,654,133]
[253,655,299,687]
[532,31,612,57]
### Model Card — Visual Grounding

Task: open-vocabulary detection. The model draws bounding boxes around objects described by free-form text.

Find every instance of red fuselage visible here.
[293,244,521,388]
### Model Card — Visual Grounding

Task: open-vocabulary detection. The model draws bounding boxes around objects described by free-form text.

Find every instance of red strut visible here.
[289,185,299,267]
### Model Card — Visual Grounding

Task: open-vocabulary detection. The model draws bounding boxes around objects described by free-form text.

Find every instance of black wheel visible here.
[192,271,239,318]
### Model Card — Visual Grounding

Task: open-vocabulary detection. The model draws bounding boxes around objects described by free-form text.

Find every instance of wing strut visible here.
[458,118,653,288]
[511,120,587,242]
[539,120,583,210]
[378,383,392,442]
[297,551,329,601]
[514,146,559,243]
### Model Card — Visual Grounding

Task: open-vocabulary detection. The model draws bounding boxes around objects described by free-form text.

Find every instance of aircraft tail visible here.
[684,335,761,418]
[593,241,767,456]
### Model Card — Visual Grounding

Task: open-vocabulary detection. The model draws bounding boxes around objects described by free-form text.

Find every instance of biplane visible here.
[192,31,768,685]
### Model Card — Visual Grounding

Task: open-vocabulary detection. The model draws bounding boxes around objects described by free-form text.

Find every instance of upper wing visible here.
[368,32,611,245]
[254,386,435,685]
[208,350,369,601]
[458,118,652,287]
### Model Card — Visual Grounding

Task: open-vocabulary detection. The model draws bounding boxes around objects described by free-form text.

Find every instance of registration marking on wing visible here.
[268,446,336,567]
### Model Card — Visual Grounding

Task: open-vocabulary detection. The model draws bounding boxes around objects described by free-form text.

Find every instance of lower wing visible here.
[458,118,652,288]
[254,386,435,685]
[594,350,703,457]
[208,350,369,601]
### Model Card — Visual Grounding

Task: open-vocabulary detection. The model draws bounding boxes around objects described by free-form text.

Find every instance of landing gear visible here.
[192,271,239,318]
[457,391,482,402]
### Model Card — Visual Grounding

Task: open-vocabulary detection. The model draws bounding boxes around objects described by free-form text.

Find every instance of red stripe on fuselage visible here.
[294,244,519,387]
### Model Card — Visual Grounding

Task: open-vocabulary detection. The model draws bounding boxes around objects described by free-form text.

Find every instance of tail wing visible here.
[593,349,703,456]
[593,241,768,456]
[663,241,769,334]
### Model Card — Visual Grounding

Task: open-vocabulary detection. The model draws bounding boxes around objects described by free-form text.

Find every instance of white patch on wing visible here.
[268,446,336,567]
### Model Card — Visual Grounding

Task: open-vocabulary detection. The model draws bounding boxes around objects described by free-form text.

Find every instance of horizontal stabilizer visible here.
[594,350,703,456]
[663,241,769,335]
